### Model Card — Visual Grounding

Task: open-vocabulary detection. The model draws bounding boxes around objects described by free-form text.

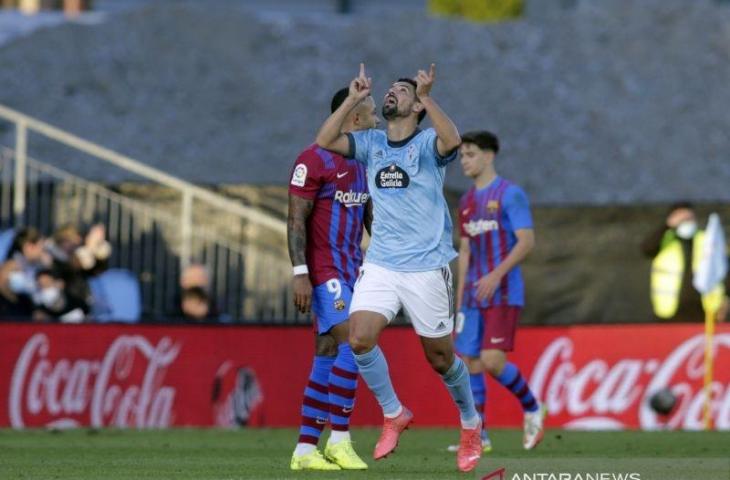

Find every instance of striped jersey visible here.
[288,145,369,287]
[458,176,533,308]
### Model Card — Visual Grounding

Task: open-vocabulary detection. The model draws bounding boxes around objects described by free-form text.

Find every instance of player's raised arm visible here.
[415,64,461,157]
[315,63,372,155]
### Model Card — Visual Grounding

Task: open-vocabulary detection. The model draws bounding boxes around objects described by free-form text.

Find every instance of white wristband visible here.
[293,265,309,276]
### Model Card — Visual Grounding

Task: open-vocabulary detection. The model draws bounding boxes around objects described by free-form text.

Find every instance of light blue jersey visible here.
[347,127,458,272]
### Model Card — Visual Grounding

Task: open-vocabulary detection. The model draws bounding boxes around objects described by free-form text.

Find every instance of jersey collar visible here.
[387,128,422,148]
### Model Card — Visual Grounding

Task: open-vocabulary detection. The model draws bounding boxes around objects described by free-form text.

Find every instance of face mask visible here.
[38,287,61,308]
[676,221,697,240]
[8,271,30,293]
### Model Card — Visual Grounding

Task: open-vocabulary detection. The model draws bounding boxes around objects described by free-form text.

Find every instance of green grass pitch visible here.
[1,428,728,480]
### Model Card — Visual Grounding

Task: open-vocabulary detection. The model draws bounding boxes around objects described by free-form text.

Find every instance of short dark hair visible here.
[331,87,350,113]
[396,78,418,90]
[11,226,42,254]
[35,268,61,281]
[396,78,427,124]
[460,130,500,154]
[668,201,695,213]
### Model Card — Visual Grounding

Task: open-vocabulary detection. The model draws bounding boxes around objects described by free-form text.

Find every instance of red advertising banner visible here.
[0,322,728,430]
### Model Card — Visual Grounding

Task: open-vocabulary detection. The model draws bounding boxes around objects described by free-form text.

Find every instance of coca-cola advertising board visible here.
[1,322,728,430]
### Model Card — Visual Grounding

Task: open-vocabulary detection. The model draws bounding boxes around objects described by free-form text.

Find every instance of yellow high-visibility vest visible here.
[651,230,725,319]
[428,0,523,22]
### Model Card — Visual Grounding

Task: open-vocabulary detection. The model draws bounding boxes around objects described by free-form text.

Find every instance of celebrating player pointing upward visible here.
[316,64,483,473]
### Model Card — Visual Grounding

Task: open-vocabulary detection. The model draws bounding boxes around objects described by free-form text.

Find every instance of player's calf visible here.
[291,355,335,466]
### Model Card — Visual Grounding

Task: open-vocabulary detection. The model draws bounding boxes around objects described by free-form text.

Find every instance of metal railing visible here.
[0,104,285,253]
[0,104,300,322]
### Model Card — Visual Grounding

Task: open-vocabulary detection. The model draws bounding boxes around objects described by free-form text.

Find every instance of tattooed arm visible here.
[288,194,315,313]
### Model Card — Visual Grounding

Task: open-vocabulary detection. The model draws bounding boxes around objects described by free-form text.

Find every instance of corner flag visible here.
[693,213,727,431]
[693,213,727,294]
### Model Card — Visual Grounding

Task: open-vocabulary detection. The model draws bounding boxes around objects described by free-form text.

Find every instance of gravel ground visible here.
[0,0,728,204]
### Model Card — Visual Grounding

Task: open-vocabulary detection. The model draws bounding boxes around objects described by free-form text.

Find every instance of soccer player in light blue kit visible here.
[316,64,483,473]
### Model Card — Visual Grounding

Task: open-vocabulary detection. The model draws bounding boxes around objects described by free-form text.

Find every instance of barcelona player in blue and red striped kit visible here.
[287,88,378,471]
[453,130,545,452]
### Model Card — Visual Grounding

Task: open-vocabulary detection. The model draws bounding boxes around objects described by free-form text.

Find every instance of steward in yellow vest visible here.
[641,203,729,322]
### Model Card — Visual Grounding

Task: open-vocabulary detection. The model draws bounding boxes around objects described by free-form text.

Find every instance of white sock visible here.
[461,414,481,430]
[384,405,403,419]
[293,443,316,456]
[327,430,350,445]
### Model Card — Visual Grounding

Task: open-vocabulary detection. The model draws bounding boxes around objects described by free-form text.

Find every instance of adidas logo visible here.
[436,321,446,330]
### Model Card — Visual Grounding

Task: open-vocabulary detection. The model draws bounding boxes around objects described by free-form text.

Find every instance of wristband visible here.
[293,265,309,276]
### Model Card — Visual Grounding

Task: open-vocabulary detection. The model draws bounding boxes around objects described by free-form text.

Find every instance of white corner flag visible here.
[693,213,727,431]
[693,213,727,294]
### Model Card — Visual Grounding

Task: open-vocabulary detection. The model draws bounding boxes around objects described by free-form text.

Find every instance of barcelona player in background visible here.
[453,130,545,452]
[287,88,377,471]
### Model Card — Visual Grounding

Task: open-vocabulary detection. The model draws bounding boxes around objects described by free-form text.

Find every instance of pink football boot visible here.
[373,407,413,460]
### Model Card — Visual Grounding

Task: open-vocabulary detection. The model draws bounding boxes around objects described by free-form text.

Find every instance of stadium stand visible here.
[88,268,141,323]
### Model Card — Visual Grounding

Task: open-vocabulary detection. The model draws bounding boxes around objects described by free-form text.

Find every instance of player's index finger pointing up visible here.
[429,63,436,78]
[359,63,366,78]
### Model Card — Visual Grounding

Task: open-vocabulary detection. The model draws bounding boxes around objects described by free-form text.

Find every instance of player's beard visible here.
[382,101,398,120]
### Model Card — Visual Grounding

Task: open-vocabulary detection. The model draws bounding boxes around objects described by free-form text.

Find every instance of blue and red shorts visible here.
[454,305,521,355]
[311,278,353,335]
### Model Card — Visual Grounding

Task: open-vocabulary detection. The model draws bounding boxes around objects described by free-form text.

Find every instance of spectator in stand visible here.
[0,227,48,318]
[178,263,222,321]
[641,202,730,323]
[180,286,217,323]
[45,223,112,315]
[32,268,86,323]
[181,263,210,291]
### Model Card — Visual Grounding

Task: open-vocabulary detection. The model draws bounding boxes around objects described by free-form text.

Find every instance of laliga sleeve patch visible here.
[290,163,307,187]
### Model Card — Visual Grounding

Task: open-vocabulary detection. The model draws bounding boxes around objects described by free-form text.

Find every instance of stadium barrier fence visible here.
[1,321,728,430]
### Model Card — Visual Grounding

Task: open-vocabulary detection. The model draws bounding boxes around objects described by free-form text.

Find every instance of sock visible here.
[296,355,335,448]
[441,356,479,428]
[293,443,316,456]
[384,405,403,419]
[353,345,402,416]
[495,362,539,413]
[328,430,350,445]
[469,372,486,428]
[328,343,358,437]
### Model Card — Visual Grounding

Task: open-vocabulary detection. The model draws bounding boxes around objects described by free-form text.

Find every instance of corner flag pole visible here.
[703,306,715,430]
[693,213,727,431]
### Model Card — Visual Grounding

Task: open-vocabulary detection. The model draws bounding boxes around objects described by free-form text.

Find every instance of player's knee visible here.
[425,350,452,375]
[464,356,484,374]
[482,353,505,377]
[315,334,338,357]
[349,332,375,355]
[315,343,337,357]
[484,362,501,377]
